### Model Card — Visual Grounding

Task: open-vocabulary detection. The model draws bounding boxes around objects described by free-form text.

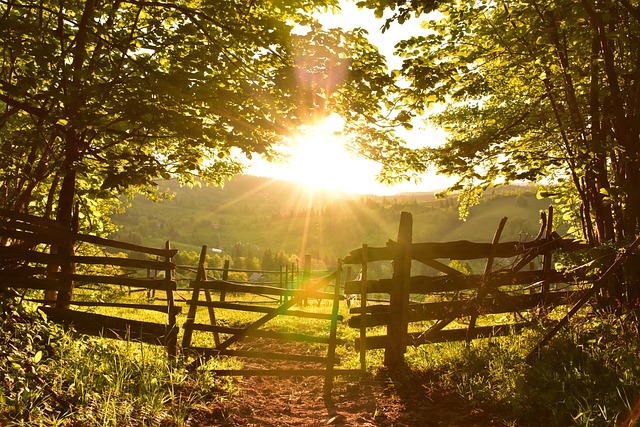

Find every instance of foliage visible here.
[0,0,395,231]
[404,310,640,426]
[0,295,65,423]
[358,0,640,249]
[0,295,234,426]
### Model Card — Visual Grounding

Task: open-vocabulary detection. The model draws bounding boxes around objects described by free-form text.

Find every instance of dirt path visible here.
[188,370,503,426]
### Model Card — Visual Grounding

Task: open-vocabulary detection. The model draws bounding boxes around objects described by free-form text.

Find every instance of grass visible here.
[3,286,640,426]
[401,311,640,426]
[0,294,236,427]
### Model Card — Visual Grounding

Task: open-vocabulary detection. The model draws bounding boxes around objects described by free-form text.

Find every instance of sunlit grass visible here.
[0,300,236,427]
[398,310,640,426]
[6,284,639,426]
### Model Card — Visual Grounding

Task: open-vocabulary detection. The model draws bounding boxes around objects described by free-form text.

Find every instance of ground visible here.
[183,331,512,426]
[188,367,508,426]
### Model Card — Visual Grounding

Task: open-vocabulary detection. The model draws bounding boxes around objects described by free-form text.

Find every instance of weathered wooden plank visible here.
[386,211,412,368]
[468,217,509,343]
[348,290,587,327]
[187,347,332,364]
[343,238,588,264]
[0,228,63,246]
[0,224,177,258]
[419,258,466,276]
[186,301,342,320]
[189,279,336,299]
[324,262,343,394]
[0,265,46,276]
[0,274,68,291]
[72,255,174,270]
[0,247,175,270]
[64,301,181,315]
[0,230,176,259]
[0,219,69,240]
[358,323,530,349]
[189,323,334,344]
[0,209,65,231]
[51,273,176,290]
[359,245,368,372]
[345,270,581,295]
[189,279,286,296]
[39,307,175,345]
[73,233,178,258]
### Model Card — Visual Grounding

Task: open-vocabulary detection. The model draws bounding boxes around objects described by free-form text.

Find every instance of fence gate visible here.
[181,245,359,394]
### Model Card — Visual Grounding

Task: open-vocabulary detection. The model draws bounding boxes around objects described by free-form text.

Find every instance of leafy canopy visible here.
[359,0,640,241]
[0,0,396,231]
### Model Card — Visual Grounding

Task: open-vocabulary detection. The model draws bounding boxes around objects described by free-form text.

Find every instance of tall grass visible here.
[0,297,235,427]
[402,310,640,426]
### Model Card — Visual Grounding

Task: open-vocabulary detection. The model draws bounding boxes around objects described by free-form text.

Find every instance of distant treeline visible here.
[110,176,554,271]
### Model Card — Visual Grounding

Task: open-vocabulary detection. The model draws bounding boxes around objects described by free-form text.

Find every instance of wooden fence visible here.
[342,209,591,369]
[6,206,631,383]
[0,209,179,357]
[174,256,305,302]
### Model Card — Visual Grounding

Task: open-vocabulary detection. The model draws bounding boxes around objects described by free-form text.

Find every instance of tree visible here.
[261,248,275,271]
[357,0,640,301]
[361,0,640,239]
[0,0,395,229]
[1,0,397,307]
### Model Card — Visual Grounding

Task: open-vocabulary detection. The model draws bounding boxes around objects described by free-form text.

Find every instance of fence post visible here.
[291,261,296,290]
[385,212,412,369]
[303,254,311,305]
[203,251,220,346]
[468,217,508,343]
[323,261,342,396]
[359,244,368,372]
[284,263,289,302]
[165,241,178,359]
[220,259,229,302]
[542,206,553,300]
[181,245,207,351]
[55,204,79,309]
[279,264,285,303]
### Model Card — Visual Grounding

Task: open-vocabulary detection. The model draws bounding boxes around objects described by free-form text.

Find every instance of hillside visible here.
[109,176,555,265]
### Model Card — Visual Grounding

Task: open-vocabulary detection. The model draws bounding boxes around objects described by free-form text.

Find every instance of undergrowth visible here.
[403,309,640,426]
[0,294,234,426]
[2,289,640,426]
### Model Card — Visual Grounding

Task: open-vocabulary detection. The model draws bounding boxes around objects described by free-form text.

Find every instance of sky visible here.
[245,2,456,196]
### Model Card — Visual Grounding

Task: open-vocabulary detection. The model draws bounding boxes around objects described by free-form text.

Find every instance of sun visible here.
[247,114,385,195]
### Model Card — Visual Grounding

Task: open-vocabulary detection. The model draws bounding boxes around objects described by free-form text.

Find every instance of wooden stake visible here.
[324,261,342,396]
[165,241,178,359]
[385,212,412,369]
[467,217,508,343]
[359,244,368,372]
